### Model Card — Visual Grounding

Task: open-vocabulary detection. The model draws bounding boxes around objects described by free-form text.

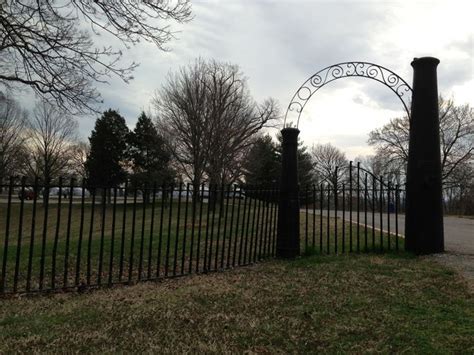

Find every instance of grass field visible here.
[0,196,404,294]
[0,252,472,352]
[0,199,278,292]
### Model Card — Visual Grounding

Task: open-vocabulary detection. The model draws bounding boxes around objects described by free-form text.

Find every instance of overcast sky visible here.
[23,0,474,160]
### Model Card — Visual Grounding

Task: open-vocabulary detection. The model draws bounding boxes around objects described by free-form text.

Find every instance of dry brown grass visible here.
[0,253,473,353]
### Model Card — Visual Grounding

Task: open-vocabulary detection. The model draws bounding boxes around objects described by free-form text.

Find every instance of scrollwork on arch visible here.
[284,62,412,127]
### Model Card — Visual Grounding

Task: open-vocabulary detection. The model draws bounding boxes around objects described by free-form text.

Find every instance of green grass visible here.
[0,253,472,352]
[300,209,405,255]
[0,197,405,293]
[0,199,277,292]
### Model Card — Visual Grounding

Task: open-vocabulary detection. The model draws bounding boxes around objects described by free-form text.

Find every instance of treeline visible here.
[1,61,472,214]
[245,97,474,215]
[0,59,279,192]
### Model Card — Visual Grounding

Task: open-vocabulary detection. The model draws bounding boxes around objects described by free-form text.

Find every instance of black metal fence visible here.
[0,178,279,295]
[0,163,405,296]
[300,163,405,254]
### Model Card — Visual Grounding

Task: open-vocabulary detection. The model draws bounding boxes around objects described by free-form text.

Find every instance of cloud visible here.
[11,0,474,156]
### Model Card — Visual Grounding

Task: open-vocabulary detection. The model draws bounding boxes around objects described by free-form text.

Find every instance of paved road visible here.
[310,210,474,255]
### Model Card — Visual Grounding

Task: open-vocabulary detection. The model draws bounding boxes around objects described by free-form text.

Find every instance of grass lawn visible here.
[0,200,278,292]
[0,198,404,294]
[0,252,472,353]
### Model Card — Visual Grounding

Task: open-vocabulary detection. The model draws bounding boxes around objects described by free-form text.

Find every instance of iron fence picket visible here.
[395,185,400,251]
[380,177,384,252]
[173,183,183,276]
[109,186,118,285]
[63,178,74,288]
[305,186,309,250]
[342,183,346,253]
[128,186,138,283]
[188,185,198,274]
[357,162,360,253]
[75,180,86,287]
[349,161,353,252]
[195,184,205,273]
[98,187,107,286]
[138,184,148,280]
[334,175,338,254]
[157,184,166,278]
[312,185,316,249]
[39,179,50,290]
[261,191,270,260]
[26,177,39,292]
[1,178,13,292]
[119,181,128,282]
[86,187,96,286]
[249,188,259,263]
[253,191,262,262]
[208,184,218,271]
[220,185,231,269]
[387,182,391,251]
[233,189,242,266]
[237,189,247,266]
[319,183,323,253]
[372,176,376,252]
[51,178,63,290]
[364,174,368,252]
[181,183,190,275]
[326,184,330,254]
[13,177,26,292]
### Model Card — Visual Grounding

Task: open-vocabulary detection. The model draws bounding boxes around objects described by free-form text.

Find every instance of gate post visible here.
[405,57,444,254]
[276,127,300,258]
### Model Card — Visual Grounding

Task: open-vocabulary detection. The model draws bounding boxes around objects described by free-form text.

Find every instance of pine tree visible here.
[85,109,129,188]
[275,133,315,188]
[243,135,279,186]
[128,112,175,190]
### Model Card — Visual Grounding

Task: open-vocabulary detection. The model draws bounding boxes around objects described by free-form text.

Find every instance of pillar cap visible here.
[281,127,300,134]
[411,57,440,68]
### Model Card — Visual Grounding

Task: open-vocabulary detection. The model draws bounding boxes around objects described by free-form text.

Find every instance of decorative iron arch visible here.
[284,61,413,127]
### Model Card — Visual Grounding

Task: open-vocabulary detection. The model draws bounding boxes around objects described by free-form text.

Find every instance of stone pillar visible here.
[405,57,444,254]
[276,128,300,258]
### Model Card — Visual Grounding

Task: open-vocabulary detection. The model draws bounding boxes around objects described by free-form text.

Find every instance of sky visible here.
[18,0,474,160]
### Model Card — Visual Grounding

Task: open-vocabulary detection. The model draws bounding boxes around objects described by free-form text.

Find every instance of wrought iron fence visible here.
[300,163,405,254]
[0,163,405,296]
[0,178,279,295]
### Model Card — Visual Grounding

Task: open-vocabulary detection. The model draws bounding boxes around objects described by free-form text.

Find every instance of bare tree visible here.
[154,59,210,196]
[356,153,405,186]
[0,1,192,113]
[27,100,78,184]
[368,96,474,187]
[311,143,348,188]
[0,91,29,180]
[153,59,279,197]
[69,141,90,180]
[203,60,279,186]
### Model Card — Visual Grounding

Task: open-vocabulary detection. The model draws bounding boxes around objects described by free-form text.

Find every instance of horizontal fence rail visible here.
[300,163,405,255]
[0,178,279,295]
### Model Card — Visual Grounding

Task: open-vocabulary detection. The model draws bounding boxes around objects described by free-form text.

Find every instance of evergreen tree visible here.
[243,134,315,188]
[243,135,279,186]
[276,133,315,188]
[128,112,175,189]
[85,109,129,188]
